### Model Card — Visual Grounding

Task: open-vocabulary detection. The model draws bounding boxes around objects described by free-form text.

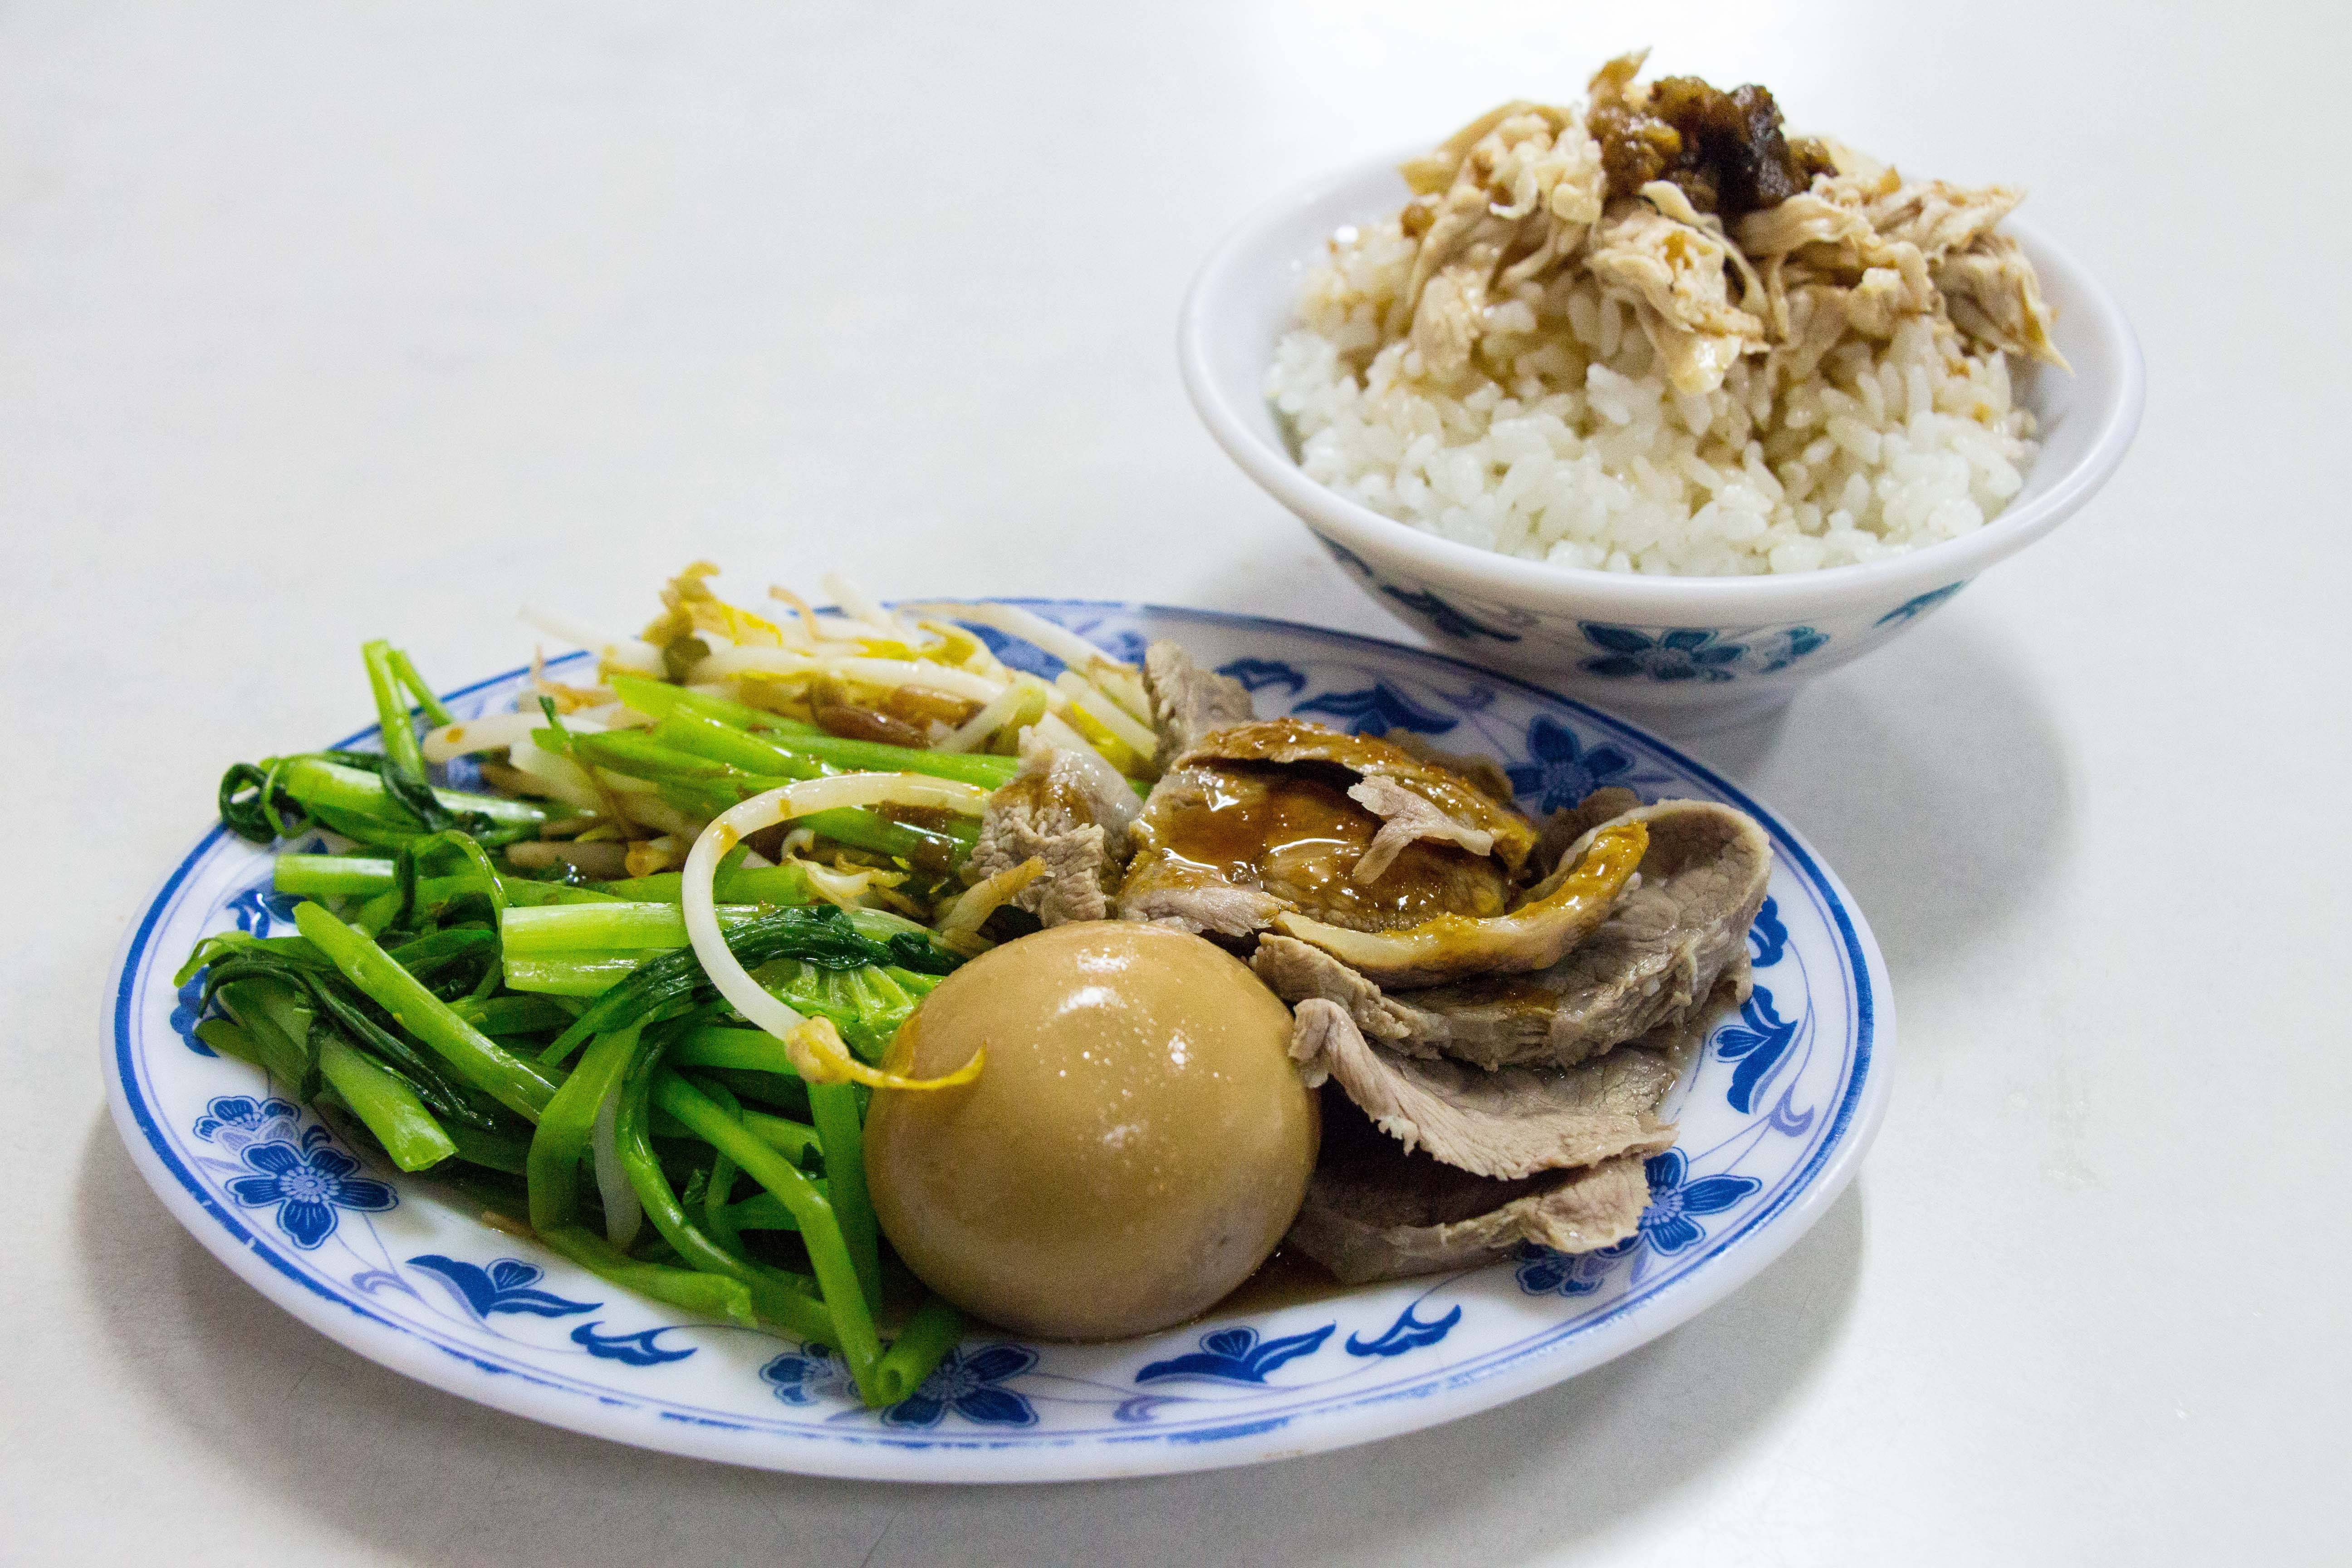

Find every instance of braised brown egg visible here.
[864,921,1317,1340]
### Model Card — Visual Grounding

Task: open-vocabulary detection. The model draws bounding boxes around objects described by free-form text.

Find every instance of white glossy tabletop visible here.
[3,3,2343,1562]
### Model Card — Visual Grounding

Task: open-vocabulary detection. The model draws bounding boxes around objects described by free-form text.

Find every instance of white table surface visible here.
[4,2,2345,1562]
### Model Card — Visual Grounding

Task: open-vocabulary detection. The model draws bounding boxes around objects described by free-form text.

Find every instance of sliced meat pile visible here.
[969,639,1778,1285]
[1254,798,1769,1069]
[1263,794,1768,1282]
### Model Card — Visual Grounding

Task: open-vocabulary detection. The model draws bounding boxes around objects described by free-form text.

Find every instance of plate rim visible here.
[103,601,1893,1482]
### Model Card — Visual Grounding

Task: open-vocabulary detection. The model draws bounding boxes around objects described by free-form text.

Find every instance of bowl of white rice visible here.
[1180,104,2143,733]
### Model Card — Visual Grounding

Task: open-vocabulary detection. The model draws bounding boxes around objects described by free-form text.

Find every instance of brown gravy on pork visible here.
[1138,763,1509,930]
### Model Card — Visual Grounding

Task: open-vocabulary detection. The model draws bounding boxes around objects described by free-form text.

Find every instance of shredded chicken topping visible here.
[1375,49,2064,397]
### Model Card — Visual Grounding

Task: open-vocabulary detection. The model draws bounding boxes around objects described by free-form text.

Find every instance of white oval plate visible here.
[105,603,1891,1482]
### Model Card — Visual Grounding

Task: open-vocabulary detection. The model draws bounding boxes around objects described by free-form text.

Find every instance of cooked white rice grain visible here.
[1267,220,2040,576]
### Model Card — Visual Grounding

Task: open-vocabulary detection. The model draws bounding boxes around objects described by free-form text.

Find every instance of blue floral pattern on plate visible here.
[1747,896,1789,967]
[1344,1302,1462,1358]
[225,879,304,936]
[108,602,1886,1481]
[1505,714,1637,813]
[407,1255,598,1319]
[1137,1324,1335,1385]
[1514,1238,1633,1298]
[219,1124,397,1250]
[882,1344,1040,1429]
[1293,680,1463,736]
[1216,657,1308,697]
[1514,1150,1764,1298]
[169,971,216,1057]
[570,1322,697,1367]
[192,1094,303,1150]
[1632,1148,1763,1257]
[1715,988,1800,1115]
[762,1344,857,1407]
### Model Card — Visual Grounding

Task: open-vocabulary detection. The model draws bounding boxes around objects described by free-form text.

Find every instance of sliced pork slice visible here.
[1507,798,1771,1062]
[1141,642,1255,768]
[1183,718,1536,872]
[1288,1000,1676,1179]
[1532,786,1642,874]
[970,739,1135,927]
[1259,931,1749,1071]
[1272,818,1646,987]
[1257,799,1771,1068]
[1378,731,1517,807]
[1115,723,1524,939]
[1286,1088,1657,1284]
[1254,935,1424,1046]
[1117,867,1291,938]
[1348,775,1495,885]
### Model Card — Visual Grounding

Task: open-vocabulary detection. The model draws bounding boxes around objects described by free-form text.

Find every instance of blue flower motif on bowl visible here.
[193,1094,304,1152]
[1874,582,1965,626]
[1749,626,1829,674]
[1317,537,1375,578]
[1382,585,1524,643]
[1633,1148,1760,1257]
[1576,622,1831,682]
[880,1343,1040,1430]
[1505,714,1636,813]
[1578,624,1746,683]
[761,1344,857,1407]
[220,1124,397,1249]
[1136,1323,1334,1385]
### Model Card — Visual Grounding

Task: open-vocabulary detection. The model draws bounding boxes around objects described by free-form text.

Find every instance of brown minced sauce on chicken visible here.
[1586,64,1838,220]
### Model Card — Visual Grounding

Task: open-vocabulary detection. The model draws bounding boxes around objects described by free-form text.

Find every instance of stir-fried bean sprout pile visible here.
[183,565,1162,1405]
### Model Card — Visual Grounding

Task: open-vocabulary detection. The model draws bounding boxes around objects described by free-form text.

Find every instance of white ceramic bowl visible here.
[1179,152,2145,732]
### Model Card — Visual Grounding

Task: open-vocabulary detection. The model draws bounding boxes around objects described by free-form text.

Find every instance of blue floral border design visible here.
[1874,582,1965,626]
[1575,622,1831,683]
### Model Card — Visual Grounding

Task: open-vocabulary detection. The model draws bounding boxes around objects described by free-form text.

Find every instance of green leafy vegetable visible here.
[182,620,1024,1411]
[537,904,960,1067]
